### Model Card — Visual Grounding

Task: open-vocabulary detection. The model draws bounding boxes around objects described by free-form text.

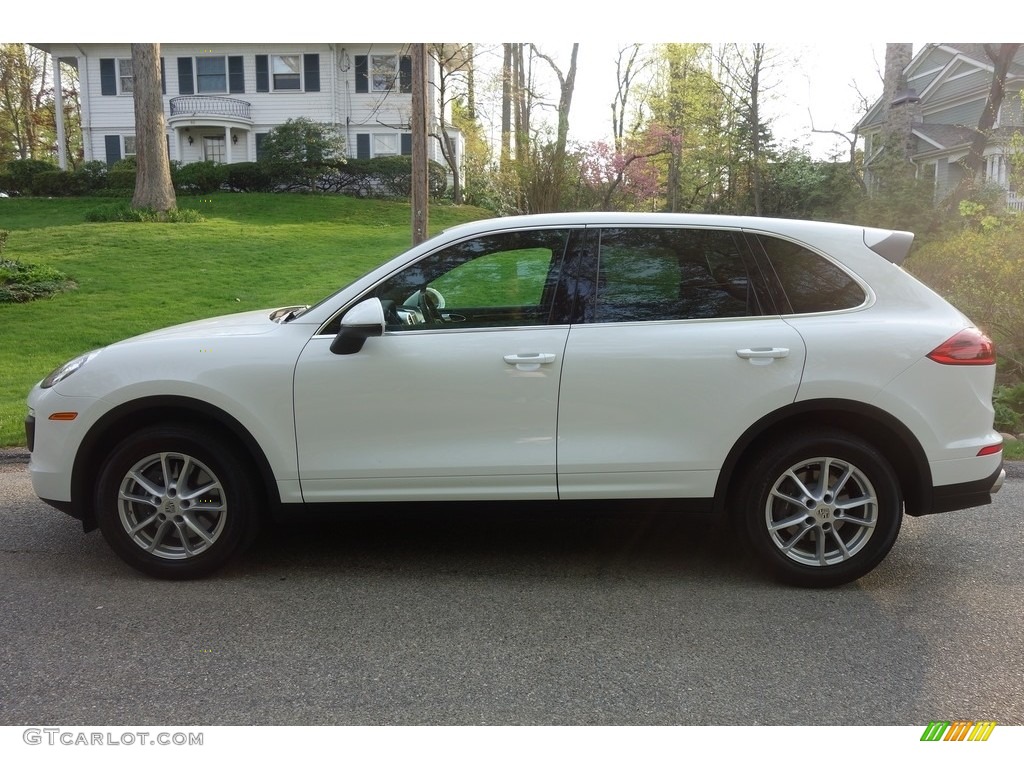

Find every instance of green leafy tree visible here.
[0,44,53,163]
[259,117,345,191]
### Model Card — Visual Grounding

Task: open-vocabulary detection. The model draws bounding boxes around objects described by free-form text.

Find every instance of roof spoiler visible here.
[864,228,915,265]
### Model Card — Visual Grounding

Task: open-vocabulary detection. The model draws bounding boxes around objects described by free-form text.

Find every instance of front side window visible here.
[755,234,866,314]
[591,227,760,323]
[272,55,301,90]
[196,56,226,93]
[359,229,573,331]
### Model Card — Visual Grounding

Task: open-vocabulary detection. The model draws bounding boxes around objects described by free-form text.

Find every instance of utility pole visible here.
[411,43,429,245]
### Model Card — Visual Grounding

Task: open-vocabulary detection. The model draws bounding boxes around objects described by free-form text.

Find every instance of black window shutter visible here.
[100,59,117,95]
[255,132,267,160]
[303,53,320,92]
[228,56,245,93]
[255,55,269,93]
[399,56,412,93]
[104,135,122,165]
[355,56,368,93]
[356,134,370,160]
[401,133,412,156]
[160,57,166,94]
[177,58,194,95]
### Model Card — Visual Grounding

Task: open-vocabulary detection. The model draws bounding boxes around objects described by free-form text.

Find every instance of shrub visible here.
[31,170,87,197]
[74,161,110,194]
[994,383,1024,433]
[225,162,274,192]
[106,169,136,191]
[906,220,1024,378]
[315,156,448,199]
[0,230,76,302]
[2,158,59,195]
[174,161,227,194]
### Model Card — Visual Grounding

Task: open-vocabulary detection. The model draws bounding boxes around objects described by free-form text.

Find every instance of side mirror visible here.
[331,297,385,355]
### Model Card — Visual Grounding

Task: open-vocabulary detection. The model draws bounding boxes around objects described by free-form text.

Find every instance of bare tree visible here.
[715,43,784,215]
[130,44,175,213]
[429,43,478,205]
[611,44,652,152]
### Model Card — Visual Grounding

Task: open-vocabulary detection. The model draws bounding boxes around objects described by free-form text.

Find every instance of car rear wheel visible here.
[737,431,903,587]
[95,424,259,579]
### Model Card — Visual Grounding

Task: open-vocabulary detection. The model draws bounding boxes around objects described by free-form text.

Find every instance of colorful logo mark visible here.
[921,721,997,742]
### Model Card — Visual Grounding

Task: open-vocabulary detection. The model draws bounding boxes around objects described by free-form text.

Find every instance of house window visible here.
[204,137,226,164]
[373,134,399,156]
[124,136,137,158]
[272,55,301,90]
[196,56,227,93]
[371,55,399,92]
[118,59,134,93]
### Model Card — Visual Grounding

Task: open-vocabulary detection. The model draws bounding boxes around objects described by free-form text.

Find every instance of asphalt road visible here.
[1,449,1022,727]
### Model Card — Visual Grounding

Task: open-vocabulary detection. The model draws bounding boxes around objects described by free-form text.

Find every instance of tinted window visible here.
[592,228,759,322]
[368,229,571,330]
[756,235,866,314]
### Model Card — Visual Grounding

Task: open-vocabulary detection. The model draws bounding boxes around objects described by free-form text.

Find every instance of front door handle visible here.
[503,353,556,370]
[736,347,790,359]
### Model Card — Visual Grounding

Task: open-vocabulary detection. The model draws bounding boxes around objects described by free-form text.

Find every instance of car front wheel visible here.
[95,424,259,579]
[737,432,903,587]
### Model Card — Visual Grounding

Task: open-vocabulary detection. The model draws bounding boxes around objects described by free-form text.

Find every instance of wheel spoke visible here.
[829,527,852,561]
[784,468,816,500]
[835,494,876,511]
[128,511,160,535]
[146,520,172,552]
[768,511,808,531]
[179,480,222,503]
[119,490,156,507]
[181,512,216,544]
[779,523,813,552]
[128,470,163,498]
[770,488,807,508]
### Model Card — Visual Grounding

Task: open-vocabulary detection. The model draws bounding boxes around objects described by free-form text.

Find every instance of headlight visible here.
[41,350,101,389]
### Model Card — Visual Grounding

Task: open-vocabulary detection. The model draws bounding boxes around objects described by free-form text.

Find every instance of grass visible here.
[0,194,490,446]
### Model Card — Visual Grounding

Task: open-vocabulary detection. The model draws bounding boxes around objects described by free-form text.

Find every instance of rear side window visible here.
[592,227,761,322]
[755,234,866,314]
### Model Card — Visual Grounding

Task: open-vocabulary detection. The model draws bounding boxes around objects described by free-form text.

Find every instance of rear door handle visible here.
[736,347,790,359]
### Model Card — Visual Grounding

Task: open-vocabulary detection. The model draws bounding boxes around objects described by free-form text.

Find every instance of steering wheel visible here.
[417,286,445,324]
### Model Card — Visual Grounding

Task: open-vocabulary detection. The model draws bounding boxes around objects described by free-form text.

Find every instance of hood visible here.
[118,308,283,344]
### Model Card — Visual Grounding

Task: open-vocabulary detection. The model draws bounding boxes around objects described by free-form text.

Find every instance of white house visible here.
[34,43,462,180]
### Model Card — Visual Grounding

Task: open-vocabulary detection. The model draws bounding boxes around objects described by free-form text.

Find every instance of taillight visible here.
[927,329,996,365]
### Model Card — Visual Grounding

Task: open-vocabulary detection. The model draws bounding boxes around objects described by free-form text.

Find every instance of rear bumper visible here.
[916,461,1005,516]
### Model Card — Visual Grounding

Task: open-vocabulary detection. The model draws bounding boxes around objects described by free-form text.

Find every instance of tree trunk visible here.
[130,44,176,213]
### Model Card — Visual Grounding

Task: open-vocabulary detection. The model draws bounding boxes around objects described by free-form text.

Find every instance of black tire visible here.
[736,431,903,588]
[95,424,261,579]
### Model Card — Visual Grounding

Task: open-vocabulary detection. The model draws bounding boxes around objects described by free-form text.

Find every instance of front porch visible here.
[167,96,254,165]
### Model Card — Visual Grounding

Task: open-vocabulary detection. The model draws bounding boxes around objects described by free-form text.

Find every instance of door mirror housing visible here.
[331,298,385,355]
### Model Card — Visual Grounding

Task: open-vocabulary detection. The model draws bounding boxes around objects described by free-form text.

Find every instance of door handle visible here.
[736,347,790,359]
[503,353,556,370]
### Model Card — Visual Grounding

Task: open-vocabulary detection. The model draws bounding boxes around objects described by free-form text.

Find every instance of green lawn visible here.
[0,194,491,446]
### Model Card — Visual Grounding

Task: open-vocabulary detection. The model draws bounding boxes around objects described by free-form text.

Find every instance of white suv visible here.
[26,213,1005,586]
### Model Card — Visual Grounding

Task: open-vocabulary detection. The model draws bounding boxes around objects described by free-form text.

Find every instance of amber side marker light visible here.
[47,412,78,421]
